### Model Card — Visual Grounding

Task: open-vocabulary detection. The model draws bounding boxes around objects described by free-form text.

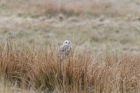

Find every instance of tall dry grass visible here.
[0,41,140,93]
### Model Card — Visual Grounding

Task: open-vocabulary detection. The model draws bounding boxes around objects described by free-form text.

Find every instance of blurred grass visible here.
[0,0,139,53]
[0,0,140,17]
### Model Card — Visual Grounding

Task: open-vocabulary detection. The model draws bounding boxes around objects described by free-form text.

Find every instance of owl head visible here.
[63,40,72,46]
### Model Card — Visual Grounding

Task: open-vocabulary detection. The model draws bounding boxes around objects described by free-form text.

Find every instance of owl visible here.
[59,40,72,58]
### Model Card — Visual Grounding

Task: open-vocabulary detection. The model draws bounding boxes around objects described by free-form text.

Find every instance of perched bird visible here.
[59,40,72,58]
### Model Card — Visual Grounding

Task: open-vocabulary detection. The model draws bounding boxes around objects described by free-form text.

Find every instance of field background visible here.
[0,0,140,53]
[0,0,140,93]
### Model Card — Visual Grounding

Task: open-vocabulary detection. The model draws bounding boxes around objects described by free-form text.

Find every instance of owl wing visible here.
[59,45,69,52]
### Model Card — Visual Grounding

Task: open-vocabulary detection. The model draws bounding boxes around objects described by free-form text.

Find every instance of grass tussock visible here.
[0,41,140,93]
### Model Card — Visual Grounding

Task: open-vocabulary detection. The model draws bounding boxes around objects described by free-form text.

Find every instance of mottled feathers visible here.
[59,40,72,59]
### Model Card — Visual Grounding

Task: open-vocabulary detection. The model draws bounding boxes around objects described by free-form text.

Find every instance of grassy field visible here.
[0,0,140,93]
[0,41,140,93]
[0,0,140,53]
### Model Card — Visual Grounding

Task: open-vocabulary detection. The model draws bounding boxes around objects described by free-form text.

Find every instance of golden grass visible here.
[0,41,140,93]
